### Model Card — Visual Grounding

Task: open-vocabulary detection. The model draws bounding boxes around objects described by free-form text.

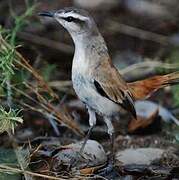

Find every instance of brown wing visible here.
[92,59,136,118]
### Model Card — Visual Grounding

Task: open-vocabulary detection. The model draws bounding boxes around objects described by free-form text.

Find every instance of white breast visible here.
[71,35,120,116]
[72,72,120,116]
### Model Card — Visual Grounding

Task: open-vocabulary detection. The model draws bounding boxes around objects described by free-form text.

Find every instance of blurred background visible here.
[1,0,179,179]
[2,0,179,79]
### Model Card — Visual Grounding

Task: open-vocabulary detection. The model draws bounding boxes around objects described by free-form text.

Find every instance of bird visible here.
[39,7,179,161]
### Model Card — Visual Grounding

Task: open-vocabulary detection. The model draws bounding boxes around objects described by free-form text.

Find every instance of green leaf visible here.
[0,107,23,134]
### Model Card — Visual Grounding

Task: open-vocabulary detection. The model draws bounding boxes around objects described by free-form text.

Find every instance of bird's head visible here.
[39,7,98,38]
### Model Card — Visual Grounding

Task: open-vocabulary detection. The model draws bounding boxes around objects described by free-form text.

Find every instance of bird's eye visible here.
[65,16,75,22]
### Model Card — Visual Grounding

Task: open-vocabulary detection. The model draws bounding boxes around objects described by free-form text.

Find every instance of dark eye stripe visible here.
[63,16,75,22]
[62,16,84,23]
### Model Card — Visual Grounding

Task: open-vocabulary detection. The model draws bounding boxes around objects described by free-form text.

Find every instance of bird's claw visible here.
[68,152,81,170]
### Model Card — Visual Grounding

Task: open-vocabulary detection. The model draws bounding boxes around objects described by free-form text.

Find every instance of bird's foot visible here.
[97,162,114,177]
[68,151,82,170]
[108,153,115,166]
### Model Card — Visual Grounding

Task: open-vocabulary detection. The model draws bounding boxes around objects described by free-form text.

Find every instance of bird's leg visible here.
[69,106,96,168]
[104,117,115,163]
[79,106,96,155]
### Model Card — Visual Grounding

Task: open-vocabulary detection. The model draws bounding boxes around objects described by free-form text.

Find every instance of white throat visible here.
[72,33,109,75]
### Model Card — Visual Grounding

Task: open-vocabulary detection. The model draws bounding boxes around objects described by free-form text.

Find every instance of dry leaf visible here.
[128,108,159,133]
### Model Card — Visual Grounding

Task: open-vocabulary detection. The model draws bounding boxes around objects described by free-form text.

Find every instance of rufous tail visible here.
[128,72,179,100]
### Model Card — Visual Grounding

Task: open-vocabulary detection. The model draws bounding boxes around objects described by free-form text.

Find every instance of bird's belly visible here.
[72,74,120,116]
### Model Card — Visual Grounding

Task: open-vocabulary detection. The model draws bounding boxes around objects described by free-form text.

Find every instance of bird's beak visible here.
[38,11,54,18]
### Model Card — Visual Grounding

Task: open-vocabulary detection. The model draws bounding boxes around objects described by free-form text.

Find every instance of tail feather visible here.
[162,72,179,85]
[128,71,179,100]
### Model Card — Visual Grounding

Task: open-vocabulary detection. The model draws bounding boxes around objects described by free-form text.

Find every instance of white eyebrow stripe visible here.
[59,12,89,21]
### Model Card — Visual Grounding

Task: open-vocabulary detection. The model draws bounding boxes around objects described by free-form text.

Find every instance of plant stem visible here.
[6,78,12,107]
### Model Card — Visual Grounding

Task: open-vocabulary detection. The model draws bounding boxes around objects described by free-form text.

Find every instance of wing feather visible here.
[92,59,136,118]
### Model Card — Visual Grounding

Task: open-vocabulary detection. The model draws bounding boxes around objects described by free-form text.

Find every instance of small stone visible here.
[53,140,107,169]
[116,148,164,165]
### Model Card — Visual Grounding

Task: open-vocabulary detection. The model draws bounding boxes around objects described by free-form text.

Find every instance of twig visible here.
[107,21,169,45]
[120,60,179,75]
[11,84,83,136]
[7,131,31,180]
[0,35,58,99]
[6,78,12,106]
[0,164,64,180]
[47,61,179,90]
[46,113,60,136]
[24,83,83,136]
[29,144,42,158]
[18,31,74,54]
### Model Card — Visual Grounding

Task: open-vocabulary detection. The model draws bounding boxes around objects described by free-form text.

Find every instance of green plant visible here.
[0,107,23,134]
[0,1,35,132]
[41,63,57,82]
[169,48,179,106]
[0,3,35,76]
[0,0,82,138]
